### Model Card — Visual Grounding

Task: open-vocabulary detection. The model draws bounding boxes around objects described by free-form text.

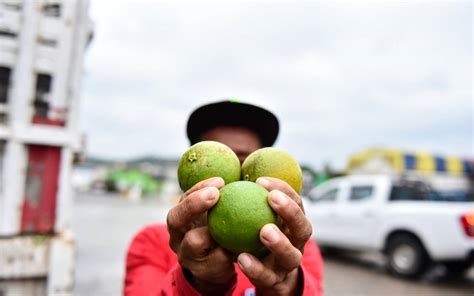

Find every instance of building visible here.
[0,1,93,295]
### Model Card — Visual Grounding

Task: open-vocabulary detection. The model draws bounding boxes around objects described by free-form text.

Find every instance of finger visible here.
[256,177,302,209]
[190,247,235,282]
[260,224,302,272]
[167,187,219,249]
[180,226,216,259]
[237,252,280,288]
[180,233,235,284]
[268,190,312,249]
[184,177,225,197]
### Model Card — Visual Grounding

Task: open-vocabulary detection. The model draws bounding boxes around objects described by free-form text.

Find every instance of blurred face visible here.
[201,126,262,163]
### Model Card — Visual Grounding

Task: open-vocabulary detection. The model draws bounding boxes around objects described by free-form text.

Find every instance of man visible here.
[124,100,324,295]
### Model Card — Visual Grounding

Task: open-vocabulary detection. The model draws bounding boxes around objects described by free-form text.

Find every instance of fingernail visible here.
[238,253,252,269]
[207,177,224,187]
[261,224,279,243]
[270,191,287,206]
[257,177,270,187]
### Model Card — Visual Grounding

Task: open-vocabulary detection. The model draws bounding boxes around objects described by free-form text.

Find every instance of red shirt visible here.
[124,224,324,295]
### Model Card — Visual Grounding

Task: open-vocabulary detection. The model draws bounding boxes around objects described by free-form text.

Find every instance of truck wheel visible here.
[386,235,429,278]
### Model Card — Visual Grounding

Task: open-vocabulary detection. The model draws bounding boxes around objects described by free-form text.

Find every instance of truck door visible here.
[337,181,380,249]
[305,180,347,246]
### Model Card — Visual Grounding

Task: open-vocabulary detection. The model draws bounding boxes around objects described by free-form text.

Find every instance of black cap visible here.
[186,100,279,147]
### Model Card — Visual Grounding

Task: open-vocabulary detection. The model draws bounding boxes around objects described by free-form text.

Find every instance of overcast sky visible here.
[79,1,472,170]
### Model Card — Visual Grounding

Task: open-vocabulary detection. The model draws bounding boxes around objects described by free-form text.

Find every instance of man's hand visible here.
[166,177,236,293]
[237,177,313,296]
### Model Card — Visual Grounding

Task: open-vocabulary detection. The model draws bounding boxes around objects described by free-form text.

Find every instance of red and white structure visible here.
[0,0,92,294]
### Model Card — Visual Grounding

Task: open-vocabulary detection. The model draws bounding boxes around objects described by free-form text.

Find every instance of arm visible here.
[300,239,324,295]
[124,177,238,296]
[124,224,205,296]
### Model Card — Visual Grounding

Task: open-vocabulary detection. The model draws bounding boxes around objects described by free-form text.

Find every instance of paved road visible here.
[72,193,474,295]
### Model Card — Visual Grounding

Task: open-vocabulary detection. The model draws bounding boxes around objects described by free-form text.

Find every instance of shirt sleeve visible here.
[123,224,204,296]
[300,239,324,296]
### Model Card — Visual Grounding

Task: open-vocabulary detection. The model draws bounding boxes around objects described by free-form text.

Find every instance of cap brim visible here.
[187,101,279,147]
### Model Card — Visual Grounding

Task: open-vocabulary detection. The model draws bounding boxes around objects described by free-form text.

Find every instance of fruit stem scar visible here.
[188,152,197,162]
[244,174,250,181]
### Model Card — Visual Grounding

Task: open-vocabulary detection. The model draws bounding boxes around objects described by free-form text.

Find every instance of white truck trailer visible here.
[0,1,93,294]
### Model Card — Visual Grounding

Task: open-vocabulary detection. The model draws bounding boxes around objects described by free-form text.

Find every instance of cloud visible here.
[80,1,473,169]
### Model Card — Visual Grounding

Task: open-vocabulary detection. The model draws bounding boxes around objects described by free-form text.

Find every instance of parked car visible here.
[304,174,474,278]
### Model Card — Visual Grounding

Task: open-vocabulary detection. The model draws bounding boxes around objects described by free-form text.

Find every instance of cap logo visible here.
[228,98,241,104]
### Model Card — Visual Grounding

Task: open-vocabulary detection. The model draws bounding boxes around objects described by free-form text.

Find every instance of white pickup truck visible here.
[304,175,474,278]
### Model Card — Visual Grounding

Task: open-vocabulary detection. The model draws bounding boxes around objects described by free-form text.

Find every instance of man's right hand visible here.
[166,177,236,293]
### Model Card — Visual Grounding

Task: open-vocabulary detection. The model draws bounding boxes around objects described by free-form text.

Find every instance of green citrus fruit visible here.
[241,147,303,193]
[177,141,240,192]
[208,181,277,257]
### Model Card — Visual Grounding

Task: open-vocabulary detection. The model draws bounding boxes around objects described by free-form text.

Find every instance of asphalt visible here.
[72,192,474,296]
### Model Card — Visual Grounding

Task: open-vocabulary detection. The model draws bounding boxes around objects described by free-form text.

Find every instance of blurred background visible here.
[0,0,472,295]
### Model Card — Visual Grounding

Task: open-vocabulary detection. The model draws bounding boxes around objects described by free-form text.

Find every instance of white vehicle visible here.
[304,175,474,278]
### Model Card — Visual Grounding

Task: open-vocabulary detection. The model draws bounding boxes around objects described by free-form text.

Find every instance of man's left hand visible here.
[237,177,313,296]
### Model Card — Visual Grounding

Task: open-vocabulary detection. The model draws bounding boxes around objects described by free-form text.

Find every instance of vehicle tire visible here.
[386,234,430,279]
[444,260,473,276]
